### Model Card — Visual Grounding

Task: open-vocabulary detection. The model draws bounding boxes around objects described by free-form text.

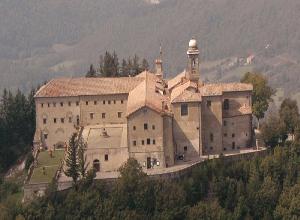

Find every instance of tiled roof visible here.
[127,72,171,116]
[172,90,202,103]
[170,80,199,102]
[34,77,144,98]
[167,71,187,90]
[200,83,253,96]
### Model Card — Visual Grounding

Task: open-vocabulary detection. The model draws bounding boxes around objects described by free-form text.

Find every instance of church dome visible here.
[189,38,197,48]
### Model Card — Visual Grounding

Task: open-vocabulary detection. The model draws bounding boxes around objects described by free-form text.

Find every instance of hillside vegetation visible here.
[0,0,300,94]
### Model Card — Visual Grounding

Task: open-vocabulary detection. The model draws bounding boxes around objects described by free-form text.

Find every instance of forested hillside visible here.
[0,0,299,93]
[2,143,300,219]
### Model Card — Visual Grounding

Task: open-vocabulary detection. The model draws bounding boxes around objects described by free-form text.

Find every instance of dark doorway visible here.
[93,159,100,172]
[147,157,151,169]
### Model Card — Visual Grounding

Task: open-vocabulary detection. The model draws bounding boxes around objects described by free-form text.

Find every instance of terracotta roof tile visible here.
[127,72,170,116]
[34,77,144,98]
[167,71,187,90]
[200,83,253,96]
[170,80,198,102]
[172,90,202,103]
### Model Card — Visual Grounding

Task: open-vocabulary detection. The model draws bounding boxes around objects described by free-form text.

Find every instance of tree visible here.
[113,158,149,211]
[99,51,119,77]
[64,133,80,186]
[77,137,88,178]
[279,98,300,139]
[141,58,149,71]
[261,112,286,147]
[86,64,97,77]
[241,72,275,126]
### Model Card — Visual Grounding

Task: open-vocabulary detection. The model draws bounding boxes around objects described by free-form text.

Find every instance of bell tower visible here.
[155,45,163,79]
[186,38,200,82]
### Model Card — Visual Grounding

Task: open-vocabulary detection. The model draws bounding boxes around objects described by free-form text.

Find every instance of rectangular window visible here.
[224,120,227,126]
[152,125,155,130]
[76,101,79,106]
[232,142,236,149]
[147,138,151,145]
[207,100,211,107]
[142,140,145,145]
[102,113,106,119]
[105,154,108,161]
[232,133,235,138]
[54,118,57,123]
[41,103,44,108]
[90,113,94,119]
[133,126,136,130]
[60,102,63,107]
[181,104,188,116]
[108,100,111,104]
[48,103,50,107]
[68,102,71,106]
[94,101,97,105]
[68,117,72,123]
[184,146,188,151]
[118,112,122,118]
[153,139,156,145]
[103,100,105,104]
[44,134,48,139]
[210,133,214,142]
[114,100,116,104]
[144,123,148,130]
[121,100,124,104]
[43,118,47,124]
[76,116,80,126]
[133,140,137,146]
[223,99,229,110]
[61,118,64,123]
[86,101,88,105]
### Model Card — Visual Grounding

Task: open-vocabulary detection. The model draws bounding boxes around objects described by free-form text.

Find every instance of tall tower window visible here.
[223,99,230,110]
[181,104,188,116]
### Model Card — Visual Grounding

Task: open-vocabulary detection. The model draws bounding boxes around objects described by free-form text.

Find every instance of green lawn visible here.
[29,150,65,184]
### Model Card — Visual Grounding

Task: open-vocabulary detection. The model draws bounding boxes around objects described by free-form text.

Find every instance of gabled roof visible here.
[172,90,202,103]
[34,77,144,98]
[200,83,253,96]
[170,80,199,102]
[167,71,187,91]
[127,72,171,117]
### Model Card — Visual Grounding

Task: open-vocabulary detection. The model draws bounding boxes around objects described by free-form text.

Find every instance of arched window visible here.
[93,159,100,172]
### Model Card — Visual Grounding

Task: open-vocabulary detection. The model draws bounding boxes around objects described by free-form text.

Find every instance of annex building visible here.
[34,39,253,172]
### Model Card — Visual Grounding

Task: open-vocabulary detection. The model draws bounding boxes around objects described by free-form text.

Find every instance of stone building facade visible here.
[34,38,253,172]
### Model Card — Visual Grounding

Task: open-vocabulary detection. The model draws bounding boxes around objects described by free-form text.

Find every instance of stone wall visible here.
[172,102,201,159]
[128,107,167,169]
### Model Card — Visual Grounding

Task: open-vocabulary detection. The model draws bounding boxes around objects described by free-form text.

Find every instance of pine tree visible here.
[78,136,88,178]
[64,133,80,186]
[132,54,140,76]
[121,59,128,77]
[141,58,149,71]
[86,64,97,77]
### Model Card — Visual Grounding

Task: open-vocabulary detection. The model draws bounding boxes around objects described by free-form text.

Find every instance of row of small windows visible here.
[208,142,239,151]
[41,100,124,108]
[89,112,122,119]
[43,116,79,125]
[133,124,156,131]
[133,138,156,146]
[209,133,237,142]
